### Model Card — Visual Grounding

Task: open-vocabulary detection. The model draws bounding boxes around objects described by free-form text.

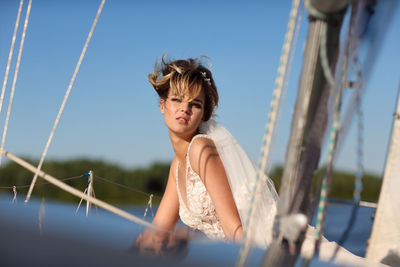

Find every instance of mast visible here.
[366,84,400,264]
[262,0,347,265]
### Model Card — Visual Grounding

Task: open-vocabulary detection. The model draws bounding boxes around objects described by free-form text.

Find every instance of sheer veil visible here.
[199,120,278,247]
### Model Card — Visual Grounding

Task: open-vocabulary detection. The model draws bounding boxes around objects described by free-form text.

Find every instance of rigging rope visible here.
[335,58,364,160]
[299,1,364,261]
[313,27,346,257]
[237,0,302,265]
[330,44,365,258]
[319,23,334,86]
[313,2,369,256]
[0,0,24,115]
[332,93,364,260]
[271,2,304,184]
[352,74,364,207]
[25,0,106,203]
[314,90,342,252]
[304,0,335,87]
[0,0,32,167]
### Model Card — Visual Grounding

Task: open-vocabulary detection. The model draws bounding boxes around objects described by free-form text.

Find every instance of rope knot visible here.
[12,185,17,203]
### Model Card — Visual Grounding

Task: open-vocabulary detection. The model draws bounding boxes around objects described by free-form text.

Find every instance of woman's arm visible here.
[135,159,181,255]
[151,158,180,230]
[189,137,243,242]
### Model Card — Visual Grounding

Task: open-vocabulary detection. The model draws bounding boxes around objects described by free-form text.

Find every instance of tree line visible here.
[0,158,382,205]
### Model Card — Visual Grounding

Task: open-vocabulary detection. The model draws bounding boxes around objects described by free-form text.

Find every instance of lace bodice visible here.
[176,134,226,240]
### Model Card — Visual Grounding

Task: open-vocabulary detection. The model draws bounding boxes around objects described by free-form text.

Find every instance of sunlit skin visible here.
[135,88,243,256]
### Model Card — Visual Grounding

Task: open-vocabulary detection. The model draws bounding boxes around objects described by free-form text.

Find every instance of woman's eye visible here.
[171,98,181,102]
[191,103,202,109]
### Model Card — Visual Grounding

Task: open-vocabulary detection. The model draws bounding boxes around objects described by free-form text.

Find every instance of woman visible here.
[134,56,278,256]
[135,57,388,267]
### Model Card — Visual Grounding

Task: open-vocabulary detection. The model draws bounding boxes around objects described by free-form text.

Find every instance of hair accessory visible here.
[201,72,212,86]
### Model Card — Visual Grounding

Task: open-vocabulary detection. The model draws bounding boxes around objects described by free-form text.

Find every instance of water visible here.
[0,194,375,266]
[317,203,375,257]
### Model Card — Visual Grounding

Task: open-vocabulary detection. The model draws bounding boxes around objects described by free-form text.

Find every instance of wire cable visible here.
[94,175,162,199]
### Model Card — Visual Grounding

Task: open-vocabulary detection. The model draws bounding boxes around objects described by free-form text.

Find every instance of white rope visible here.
[237,0,302,265]
[1,149,166,231]
[143,194,154,218]
[269,1,304,177]
[0,0,24,115]
[12,185,17,203]
[0,0,32,167]
[75,188,88,214]
[25,0,106,203]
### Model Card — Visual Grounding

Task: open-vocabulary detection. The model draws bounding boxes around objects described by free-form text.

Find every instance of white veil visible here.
[199,120,278,247]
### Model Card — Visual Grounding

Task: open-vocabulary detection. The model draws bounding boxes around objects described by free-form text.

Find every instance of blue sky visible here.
[0,0,399,175]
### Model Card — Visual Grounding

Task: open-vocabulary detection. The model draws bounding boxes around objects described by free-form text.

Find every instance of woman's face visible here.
[160,88,205,139]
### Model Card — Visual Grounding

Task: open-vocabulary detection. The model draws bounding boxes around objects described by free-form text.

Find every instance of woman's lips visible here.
[176,116,189,124]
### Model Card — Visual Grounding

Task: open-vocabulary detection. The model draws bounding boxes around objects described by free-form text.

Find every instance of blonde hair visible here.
[149,56,218,121]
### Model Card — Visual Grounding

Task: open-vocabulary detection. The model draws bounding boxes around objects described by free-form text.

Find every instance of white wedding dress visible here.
[176,120,279,248]
[174,120,387,266]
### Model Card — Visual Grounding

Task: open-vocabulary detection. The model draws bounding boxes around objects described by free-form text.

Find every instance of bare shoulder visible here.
[190,136,216,152]
[189,136,217,161]
[188,136,221,176]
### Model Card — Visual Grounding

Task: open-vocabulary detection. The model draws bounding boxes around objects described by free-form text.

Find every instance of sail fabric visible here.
[366,95,400,263]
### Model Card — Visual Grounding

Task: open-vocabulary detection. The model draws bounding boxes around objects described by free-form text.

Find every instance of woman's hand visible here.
[134,227,191,260]
[135,229,170,256]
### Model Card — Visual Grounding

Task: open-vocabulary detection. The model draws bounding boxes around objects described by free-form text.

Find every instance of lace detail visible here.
[176,134,226,240]
[176,120,278,248]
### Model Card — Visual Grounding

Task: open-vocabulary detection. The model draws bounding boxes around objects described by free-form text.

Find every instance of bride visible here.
[134,56,388,267]
[134,56,278,256]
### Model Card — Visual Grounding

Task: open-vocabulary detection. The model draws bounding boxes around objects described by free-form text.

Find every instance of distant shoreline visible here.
[0,158,382,204]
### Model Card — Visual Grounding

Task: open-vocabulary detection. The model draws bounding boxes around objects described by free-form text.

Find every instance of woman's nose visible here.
[180,102,190,113]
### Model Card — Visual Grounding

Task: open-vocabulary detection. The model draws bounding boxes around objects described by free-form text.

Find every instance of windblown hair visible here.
[149,56,219,121]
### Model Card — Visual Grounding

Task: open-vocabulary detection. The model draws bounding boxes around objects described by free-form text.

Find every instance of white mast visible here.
[366,85,400,263]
